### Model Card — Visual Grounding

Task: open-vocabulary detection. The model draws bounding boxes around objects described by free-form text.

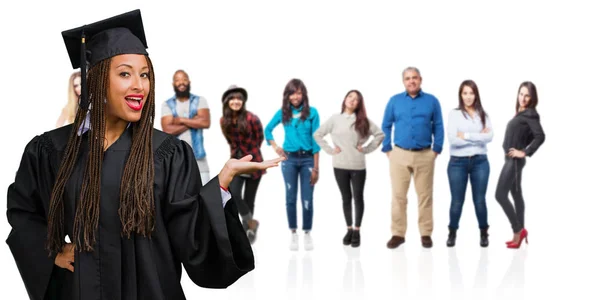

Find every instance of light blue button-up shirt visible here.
[446,109,493,157]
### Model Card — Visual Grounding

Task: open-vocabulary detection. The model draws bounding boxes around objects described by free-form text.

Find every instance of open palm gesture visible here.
[218,155,285,188]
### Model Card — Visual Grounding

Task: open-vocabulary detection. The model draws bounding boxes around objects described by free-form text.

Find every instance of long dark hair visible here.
[515,81,538,114]
[46,55,156,255]
[341,90,370,138]
[458,80,487,127]
[221,91,249,136]
[281,78,310,124]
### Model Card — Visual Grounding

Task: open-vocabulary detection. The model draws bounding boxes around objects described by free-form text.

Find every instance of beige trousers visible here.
[389,146,436,237]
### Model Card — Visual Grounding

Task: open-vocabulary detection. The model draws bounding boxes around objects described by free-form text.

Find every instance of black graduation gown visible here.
[6,124,254,300]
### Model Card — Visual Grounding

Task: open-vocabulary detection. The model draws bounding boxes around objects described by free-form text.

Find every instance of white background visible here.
[1,0,599,299]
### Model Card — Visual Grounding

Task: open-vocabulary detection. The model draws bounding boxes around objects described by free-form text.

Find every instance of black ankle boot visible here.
[343,229,352,245]
[351,230,360,247]
[480,227,489,247]
[446,228,457,247]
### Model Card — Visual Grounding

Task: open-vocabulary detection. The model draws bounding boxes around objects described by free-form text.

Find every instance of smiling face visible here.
[289,89,303,107]
[106,54,150,123]
[518,86,530,109]
[228,96,244,112]
[173,71,190,97]
[402,69,422,96]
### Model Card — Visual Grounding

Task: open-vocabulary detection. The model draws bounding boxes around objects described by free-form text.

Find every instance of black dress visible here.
[6,124,254,300]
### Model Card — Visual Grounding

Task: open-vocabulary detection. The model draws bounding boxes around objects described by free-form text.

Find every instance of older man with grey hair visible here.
[381,67,444,249]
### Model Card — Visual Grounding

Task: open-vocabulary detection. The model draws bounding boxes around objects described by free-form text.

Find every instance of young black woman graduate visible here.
[5,9,284,300]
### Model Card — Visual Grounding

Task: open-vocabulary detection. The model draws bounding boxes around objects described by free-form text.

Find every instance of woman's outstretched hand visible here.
[218,155,285,189]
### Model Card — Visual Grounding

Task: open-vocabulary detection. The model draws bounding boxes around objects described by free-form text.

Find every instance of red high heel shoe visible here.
[507,228,528,249]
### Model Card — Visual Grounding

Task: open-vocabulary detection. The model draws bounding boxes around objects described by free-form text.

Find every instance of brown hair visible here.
[340,90,370,138]
[515,81,539,114]
[281,79,310,124]
[46,55,156,254]
[221,92,249,137]
[458,80,487,127]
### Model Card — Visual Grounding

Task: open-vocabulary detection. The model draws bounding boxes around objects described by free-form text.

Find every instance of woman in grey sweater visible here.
[313,90,384,247]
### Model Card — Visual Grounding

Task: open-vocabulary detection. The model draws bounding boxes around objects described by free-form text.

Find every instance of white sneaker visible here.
[290,232,299,251]
[304,232,314,251]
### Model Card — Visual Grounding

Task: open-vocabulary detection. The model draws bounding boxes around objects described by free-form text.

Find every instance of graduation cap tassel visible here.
[80,29,88,110]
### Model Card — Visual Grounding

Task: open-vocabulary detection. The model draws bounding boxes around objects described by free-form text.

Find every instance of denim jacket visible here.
[166,93,206,159]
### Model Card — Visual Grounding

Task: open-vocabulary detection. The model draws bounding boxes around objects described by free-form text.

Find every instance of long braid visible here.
[119,56,156,237]
[73,59,110,252]
[46,55,157,255]
[46,106,88,255]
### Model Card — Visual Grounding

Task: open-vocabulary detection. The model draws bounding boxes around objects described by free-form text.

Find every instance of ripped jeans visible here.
[281,152,314,231]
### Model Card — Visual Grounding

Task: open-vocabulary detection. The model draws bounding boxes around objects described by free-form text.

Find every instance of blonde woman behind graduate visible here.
[55,70,81,128]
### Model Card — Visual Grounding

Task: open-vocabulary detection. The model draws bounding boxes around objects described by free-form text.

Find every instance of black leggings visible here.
[333,168,366,227]
[495,157,526,233]
[229,175,262,216]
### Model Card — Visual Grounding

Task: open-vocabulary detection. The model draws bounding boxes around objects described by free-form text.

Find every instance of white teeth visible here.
[126,97,142,101]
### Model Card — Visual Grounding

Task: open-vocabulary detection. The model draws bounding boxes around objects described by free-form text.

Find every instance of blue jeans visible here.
[281,153,314,231]
[447,154,490,230]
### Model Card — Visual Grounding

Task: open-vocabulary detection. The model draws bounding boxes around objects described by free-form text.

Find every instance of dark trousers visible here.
[447,154,490,230]
[333,168,366,227]
[495,156,526,233]
[229,175,262,217]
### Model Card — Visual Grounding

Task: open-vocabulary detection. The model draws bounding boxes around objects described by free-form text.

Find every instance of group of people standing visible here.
[56,64,546,253]
[7,9,545,299]
[380,68,545,251]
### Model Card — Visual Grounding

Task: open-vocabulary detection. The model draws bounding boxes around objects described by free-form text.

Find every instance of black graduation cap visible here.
[61,9,148,110]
